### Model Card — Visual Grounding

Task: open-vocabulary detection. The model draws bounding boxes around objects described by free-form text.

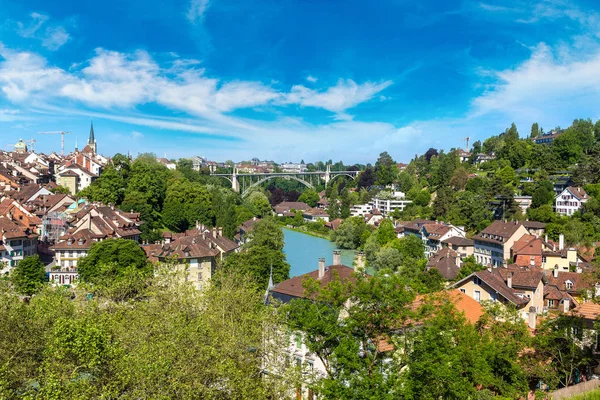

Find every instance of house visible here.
[419,222,466,259]
[145,226,238,291]
[48,229,102,284]
[55,165,97,195]
[325,218,343,230]
[514,196,532,213]
[545,268,594,306]
[441,236,474,258]
[370,192,412,217]
[302,208,329,223]
[0,217,39,273]
[555,186,589,216]
[364,209,384,226]
[533,130,563,145]
[451,265,545,320]
[49,204,142,282]
[274,201,310,217]
[457,149,471,163]
[426,248,461,280]
[280,162,307,173]
[473,220,528,267]
[350,203,373,217]
[475,153,495,165]
[235,217,260,245]
[271,251,357,304]
[157,157,177,170]
[522,220,546,237]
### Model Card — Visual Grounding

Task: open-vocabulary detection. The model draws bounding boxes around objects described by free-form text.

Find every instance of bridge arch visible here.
[328,173,357,184]
[241,175,314,197]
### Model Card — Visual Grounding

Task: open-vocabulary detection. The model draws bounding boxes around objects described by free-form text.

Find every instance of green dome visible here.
[14,139,27,152]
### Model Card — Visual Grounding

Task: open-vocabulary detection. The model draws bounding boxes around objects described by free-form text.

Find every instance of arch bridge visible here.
[211,165,359,197]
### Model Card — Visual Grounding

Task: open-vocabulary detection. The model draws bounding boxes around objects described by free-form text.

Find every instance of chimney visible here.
[528,306,537,330]
[318,258,325,279]
[354,251,365,272]
[563,298,570,313]
[553,266,559,278]
[212,228,217,238]
[507,272,513,289]
[218,227,223,237]
[333,250,341,266]
[559,234,564,251]
[202,232,206,240]
[503,260,508,269]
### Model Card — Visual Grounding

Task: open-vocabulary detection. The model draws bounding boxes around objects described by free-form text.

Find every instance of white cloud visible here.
[306,75,318,83]
[41,26,71,51]
[15,12,71,50]
[0,45,390,121]
[131,130,144,139]
[471,43,600,123]
[284,79,393,114]
[187,0,210,22]
[17,13,48,38]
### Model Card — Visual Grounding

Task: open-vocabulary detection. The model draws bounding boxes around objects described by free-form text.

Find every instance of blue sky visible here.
[1,0,600,163]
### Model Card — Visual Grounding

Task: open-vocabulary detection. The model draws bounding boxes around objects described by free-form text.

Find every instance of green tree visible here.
[332,217,368,249]
[77,239,151,284]
[285,271,415,399]
[531,180,555,208]
[376,219,396,246]
[11,255,46,295]
[226,218,290,287]
[162,179,213,232]
[374,151,398,186]
[298,189,320,207]
[530,122,540,138]
[246,191,272,217]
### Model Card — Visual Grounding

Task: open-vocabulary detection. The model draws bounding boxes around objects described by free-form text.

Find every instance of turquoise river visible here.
[282,228,356,277]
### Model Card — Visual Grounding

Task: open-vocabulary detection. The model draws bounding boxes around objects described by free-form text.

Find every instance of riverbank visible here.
[280,224,331,240]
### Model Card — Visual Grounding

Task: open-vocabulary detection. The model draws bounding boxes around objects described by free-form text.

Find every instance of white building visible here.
[370,191,412,217]
[514,196,532,214]
[350,203,373,217]
[555,186,589,216]
[281,162,307,173]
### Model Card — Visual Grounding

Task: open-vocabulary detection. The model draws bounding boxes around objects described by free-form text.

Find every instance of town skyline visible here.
[1,0,600,162]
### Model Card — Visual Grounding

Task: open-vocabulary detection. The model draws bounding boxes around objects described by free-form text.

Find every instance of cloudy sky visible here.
[0,0,599,163]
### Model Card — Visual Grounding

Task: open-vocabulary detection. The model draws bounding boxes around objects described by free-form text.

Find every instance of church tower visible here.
[88,122,97,154]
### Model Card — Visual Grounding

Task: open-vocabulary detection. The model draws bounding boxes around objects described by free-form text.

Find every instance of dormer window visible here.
[565,280,574,290]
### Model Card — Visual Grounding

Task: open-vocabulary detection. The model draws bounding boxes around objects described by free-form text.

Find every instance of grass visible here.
[281,225,331,240]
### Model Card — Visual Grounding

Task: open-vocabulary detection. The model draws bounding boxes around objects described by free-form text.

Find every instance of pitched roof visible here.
[427,248,460,280]
[493,265,545,289]
[271,264,355,300]
[545,270,594,293]
[422,223,451,238]
[573,302,600,321]
[442,236,474,246]
[522,221,546,230]
[512,235,544,256]
[473,220,524,244]
[274,201,310,212]
[566,186,589,200]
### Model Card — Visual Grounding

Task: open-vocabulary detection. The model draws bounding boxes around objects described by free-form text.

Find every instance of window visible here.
[460,288,466,294]
[565,281,574,290]
[473,277,482,285]
[474,290,481,302]
[548,299,555,307]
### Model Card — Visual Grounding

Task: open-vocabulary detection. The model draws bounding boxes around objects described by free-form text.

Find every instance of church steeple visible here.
[88,121,97,154]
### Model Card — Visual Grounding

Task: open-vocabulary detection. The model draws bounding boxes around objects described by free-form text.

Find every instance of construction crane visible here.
[462,136,470,151]
[38,131,71,155]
